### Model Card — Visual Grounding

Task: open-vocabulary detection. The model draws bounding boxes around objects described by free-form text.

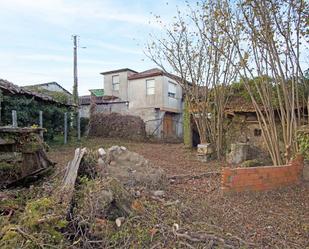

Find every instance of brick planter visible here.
[304,160,309,181]
[221,155,304,193]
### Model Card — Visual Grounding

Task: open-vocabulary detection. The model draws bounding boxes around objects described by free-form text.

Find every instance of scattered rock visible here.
[98,148,106,158]
[152,190,165,197]
[164,200,180,207]
[120,146,127,151]
[134,190,141,197]
[109,161,117,166]
[115,217,125,227]
[97,158,106,167]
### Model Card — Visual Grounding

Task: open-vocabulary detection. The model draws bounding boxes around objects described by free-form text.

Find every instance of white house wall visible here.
[104,71,135,101]
[128,75,164,110]
[162,76,182,113]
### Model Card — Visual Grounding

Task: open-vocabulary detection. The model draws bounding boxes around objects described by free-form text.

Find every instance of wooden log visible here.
[6,167,53,188]
[0,127,43,134]
[59,147,87,204]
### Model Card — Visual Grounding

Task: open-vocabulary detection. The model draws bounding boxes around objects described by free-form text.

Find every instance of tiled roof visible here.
[23,81,72,95]
[225,95,307,113]
[225,96,257,113]
[128,68,185,84]
[127,68,162,79]
[0,78,73,106]
[100,68,138,75]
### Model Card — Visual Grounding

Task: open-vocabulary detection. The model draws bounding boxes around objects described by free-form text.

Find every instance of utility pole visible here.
[72,35,79,106]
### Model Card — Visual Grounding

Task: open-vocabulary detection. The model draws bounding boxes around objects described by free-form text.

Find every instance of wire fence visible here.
[3,109,83,145]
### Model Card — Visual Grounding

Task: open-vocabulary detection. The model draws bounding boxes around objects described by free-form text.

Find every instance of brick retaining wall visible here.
[221,155,304,193]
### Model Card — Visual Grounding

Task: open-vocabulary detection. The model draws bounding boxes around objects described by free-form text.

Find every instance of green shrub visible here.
[1,94,73,141]
[297,132,309,160]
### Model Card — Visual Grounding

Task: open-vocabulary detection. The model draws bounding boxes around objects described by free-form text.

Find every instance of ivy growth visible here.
[1,95,72,141]
[297,132,309,160]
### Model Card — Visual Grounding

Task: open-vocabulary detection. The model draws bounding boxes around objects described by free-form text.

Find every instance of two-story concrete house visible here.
[101,68,183,139]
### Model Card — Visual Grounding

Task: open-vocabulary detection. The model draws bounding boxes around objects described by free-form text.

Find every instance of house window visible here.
[254,128,262,136]
[112,75,119,91]
[146,79,155,95]
[168,81,176,98]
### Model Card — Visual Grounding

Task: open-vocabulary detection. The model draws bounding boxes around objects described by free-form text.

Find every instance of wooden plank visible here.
[60,148,87,203]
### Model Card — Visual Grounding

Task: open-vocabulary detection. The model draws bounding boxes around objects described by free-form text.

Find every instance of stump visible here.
[75,177,133,221]
[0,127,55,187]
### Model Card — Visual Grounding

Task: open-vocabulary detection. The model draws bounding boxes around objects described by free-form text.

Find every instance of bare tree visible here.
[146,0,237,159]
[213,0,308,165]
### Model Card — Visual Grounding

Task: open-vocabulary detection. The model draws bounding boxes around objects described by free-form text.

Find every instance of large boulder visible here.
[226,143,249,165]
[102,146,166,189]
[80,146,166,189]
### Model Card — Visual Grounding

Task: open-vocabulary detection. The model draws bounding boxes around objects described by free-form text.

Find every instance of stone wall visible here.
[88,113,146,141]
[221,155,304,193]
[226,118,266,150]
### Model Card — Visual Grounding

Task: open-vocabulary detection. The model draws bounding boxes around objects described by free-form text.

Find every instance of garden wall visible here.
[221,155,304,193]
[88,112,146,141]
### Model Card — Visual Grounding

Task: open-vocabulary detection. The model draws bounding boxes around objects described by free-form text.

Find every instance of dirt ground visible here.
[47,138,309,249]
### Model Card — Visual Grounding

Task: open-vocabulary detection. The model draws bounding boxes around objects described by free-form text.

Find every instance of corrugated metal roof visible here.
[89,89,104,97]
[79,95,121,105]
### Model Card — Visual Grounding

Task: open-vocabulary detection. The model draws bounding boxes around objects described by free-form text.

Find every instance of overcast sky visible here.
[1,0,308,96]
[0,0,183,95]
